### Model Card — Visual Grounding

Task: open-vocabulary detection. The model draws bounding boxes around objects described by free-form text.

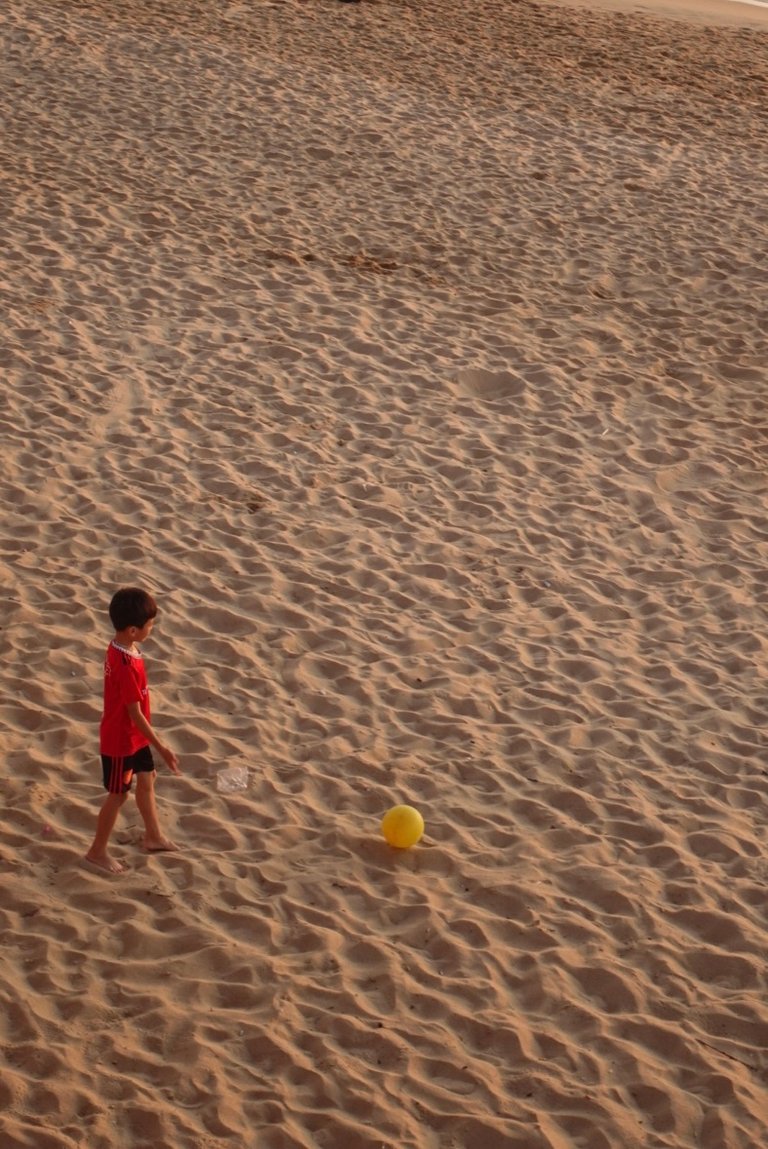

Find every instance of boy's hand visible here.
[158,744,181,774]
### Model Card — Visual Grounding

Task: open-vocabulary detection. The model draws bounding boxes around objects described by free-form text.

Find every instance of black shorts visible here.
[101,745,155,794]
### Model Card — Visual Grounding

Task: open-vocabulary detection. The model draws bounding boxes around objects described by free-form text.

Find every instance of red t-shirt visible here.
[100,641,151,757]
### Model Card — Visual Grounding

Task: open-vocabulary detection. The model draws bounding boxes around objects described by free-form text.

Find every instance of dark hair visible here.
[109,587,158,631]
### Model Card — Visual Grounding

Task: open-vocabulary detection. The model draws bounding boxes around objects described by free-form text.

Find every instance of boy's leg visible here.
[85,792,129,873]
[135,771,177,852]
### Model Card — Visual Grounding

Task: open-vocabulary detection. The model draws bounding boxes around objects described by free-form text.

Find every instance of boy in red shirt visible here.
[85,587,181,874]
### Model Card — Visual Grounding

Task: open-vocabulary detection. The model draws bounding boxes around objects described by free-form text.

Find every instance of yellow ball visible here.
[381,805,425,849]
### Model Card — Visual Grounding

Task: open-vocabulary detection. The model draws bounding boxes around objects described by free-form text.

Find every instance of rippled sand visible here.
[3,2,768,1146]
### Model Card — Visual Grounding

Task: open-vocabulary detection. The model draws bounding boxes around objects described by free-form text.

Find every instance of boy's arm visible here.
[126,702,181,774]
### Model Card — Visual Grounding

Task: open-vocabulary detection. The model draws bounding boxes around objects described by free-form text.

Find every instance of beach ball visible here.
[381,805,424,849]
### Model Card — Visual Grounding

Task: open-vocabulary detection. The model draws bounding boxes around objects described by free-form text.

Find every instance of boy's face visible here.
[134,618,156,642]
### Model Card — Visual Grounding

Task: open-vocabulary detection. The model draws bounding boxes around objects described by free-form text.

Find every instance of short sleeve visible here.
[116,659,144,706]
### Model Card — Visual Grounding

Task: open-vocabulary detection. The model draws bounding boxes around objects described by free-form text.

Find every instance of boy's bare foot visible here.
[142,836,179,853]
[84,852,126,874]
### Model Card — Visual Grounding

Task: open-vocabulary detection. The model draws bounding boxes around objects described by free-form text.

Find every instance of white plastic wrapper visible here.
[216,766,249,793]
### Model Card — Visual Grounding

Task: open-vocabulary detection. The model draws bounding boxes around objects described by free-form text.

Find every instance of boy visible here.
[85,587,181,874]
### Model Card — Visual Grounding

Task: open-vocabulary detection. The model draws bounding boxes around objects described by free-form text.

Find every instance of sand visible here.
[2,0,768,1146]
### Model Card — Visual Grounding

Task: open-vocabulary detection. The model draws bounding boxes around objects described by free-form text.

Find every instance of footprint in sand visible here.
[454,368,525,403]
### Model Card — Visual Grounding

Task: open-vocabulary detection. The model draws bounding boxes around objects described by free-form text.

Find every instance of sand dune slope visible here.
[2,1,768,1147]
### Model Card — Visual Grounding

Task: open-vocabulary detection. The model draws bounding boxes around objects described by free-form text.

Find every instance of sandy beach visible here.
[2,0,768,1146]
